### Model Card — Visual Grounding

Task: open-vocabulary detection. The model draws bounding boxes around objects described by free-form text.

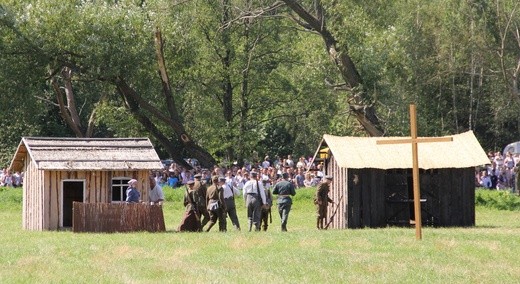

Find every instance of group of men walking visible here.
[177,170,336,232]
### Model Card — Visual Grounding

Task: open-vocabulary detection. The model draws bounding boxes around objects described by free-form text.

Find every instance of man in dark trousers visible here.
[315,175,334,230]
[272,173,296,231]
[242,171,268,231]
[193,173,210,229]
[205,176,227,232]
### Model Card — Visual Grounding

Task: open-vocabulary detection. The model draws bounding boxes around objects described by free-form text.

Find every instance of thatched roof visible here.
[10,137,163,171]
[319,130,490,170]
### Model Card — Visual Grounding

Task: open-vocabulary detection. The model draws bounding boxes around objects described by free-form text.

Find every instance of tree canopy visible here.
[1,0,519,167]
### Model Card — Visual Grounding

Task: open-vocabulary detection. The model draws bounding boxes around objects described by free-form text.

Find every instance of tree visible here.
[280,0,385,136]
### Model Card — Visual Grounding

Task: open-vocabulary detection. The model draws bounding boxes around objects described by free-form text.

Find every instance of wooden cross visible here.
[377,104,452,240]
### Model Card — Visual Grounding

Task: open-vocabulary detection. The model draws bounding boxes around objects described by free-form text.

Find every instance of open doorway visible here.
[62,180,84,227]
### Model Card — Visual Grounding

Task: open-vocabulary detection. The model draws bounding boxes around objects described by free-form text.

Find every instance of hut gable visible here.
[10,137,163,171]
[315,131,489,229]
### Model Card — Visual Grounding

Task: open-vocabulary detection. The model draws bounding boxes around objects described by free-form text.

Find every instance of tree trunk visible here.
[281,0,384,136]
[113,77,216,169]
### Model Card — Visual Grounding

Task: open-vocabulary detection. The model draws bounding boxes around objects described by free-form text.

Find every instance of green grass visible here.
[1,187,520,283]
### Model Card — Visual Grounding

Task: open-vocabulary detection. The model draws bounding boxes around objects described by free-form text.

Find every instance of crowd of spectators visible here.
[0,168,23,187]
[476,151,519,192]
[152,155,324,191]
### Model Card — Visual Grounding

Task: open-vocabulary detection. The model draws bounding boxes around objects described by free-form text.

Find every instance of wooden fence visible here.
[73,202,166,233]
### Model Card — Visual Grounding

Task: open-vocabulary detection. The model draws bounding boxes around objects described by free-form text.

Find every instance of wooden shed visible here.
[9,137,163,231]
[314,131,490,229]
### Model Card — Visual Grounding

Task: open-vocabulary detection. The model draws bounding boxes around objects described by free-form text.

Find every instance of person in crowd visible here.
[193,173,210,229]
[316,163,324,179]
[148,176,164,205]
[205,176,227,232]
[126,179,141,203]
[285,155,295,168]
[167,171,179,188]
[272,172,296,232]
[222,174,241,230]
[479,170,492,189]
[294,167,305,188]
[242,171,268,231]
[2,169,13,187]
[303,172,316,187]
[262,156,271,169]
[496,168,509,190]
[504,152,515,170]
[178,181,202,232]
[181,170,193,185]
[315,175,334,230]
[13,171,22,187]
[296,156,306,170]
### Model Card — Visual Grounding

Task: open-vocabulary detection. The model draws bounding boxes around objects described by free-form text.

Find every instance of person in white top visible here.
[222,175,241,230]
[242,171,268,231]
[148,176,164,205]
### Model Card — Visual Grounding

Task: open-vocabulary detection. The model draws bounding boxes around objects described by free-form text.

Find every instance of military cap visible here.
[186,180,195,185]
[324,175,333,180]
[193,173,202,179]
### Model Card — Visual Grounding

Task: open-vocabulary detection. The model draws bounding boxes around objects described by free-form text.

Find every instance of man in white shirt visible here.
[148,176,165,205]
[222,175,241,230]
[242,171,268,231]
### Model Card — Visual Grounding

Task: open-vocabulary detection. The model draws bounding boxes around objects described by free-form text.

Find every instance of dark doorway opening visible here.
[63,181,84,227]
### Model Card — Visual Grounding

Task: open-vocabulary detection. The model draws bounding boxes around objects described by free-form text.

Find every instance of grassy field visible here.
[1,187,519,283]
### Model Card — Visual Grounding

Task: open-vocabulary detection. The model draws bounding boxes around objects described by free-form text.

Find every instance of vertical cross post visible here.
[377,104,452,240]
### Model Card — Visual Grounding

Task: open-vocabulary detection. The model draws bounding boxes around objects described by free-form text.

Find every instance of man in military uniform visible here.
[272,173,296,231]
[315,175,334,230]
[205,176,227,232]
[193,173,210,229]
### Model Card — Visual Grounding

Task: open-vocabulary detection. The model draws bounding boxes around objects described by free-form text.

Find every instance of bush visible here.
[475,189,520,211]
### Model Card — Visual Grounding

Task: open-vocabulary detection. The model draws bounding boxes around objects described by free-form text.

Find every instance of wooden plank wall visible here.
[428,168,475,227]
[24,167,151,231]
[326,156,348,229]
[369,169,386,227]
[348,169,387,229]
[23,154,45,231]
[73,202,165,233]
[462,168,476,226]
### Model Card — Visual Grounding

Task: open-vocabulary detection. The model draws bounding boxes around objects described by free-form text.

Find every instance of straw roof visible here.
[10,137,163,171]
[321,130,489,170]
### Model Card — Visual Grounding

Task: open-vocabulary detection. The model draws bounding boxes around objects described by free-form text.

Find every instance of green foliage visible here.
[1,0,520,164]
[475,189,520,211]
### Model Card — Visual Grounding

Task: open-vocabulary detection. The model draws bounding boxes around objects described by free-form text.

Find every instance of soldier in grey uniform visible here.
[272,173,296,231]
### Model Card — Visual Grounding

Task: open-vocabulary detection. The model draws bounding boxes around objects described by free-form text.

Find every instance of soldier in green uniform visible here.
[205,176,227,232]
[315,175,334,230]
[193,173,210,229]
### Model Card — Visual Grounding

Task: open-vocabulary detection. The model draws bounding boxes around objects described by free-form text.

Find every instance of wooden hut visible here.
[313,131,490,229]
[9,137,163,231]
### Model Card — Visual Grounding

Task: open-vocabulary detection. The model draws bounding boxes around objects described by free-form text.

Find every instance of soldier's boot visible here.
[316,218,321,230]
